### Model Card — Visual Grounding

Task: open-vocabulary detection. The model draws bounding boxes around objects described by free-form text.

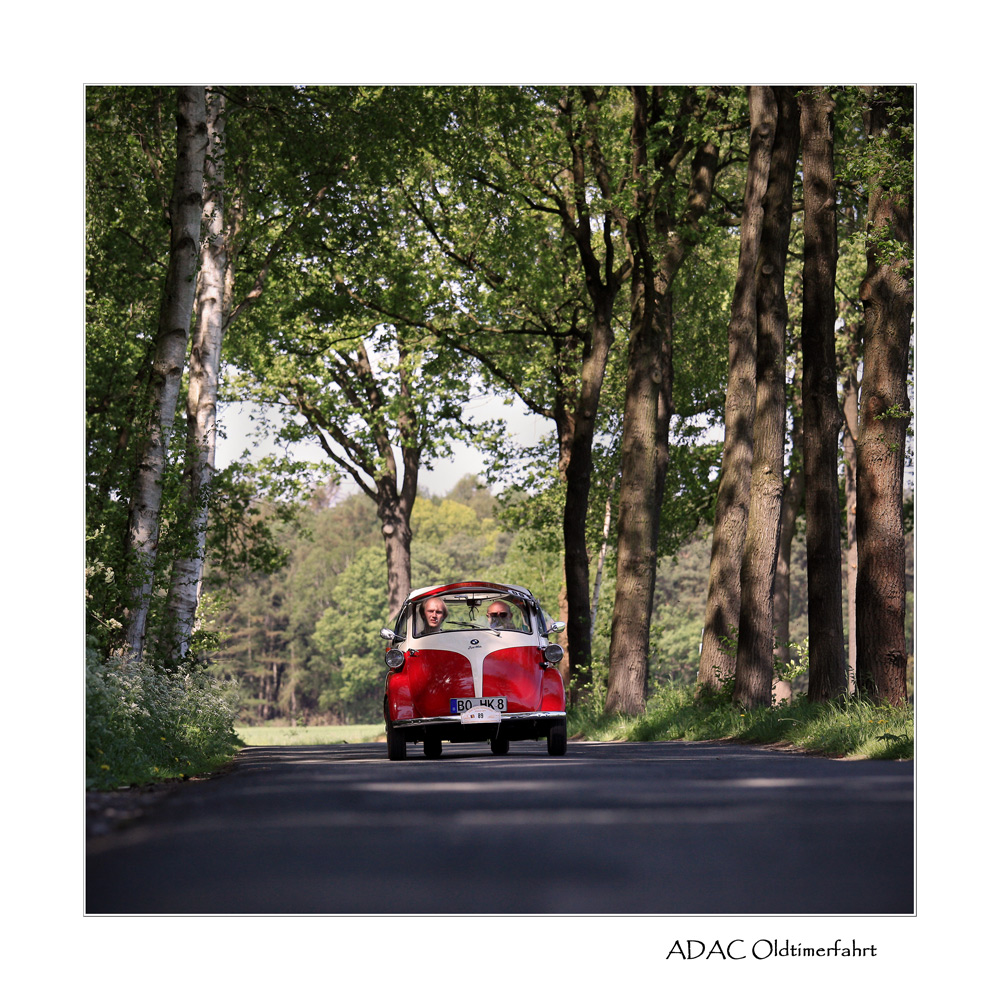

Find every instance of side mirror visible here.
[546,621,566,635]
[380,627,403,642]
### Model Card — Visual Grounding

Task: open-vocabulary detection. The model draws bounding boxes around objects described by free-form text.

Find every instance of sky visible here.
[215,393,553,498]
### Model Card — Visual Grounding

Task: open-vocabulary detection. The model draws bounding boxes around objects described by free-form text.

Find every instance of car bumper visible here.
[388,711,566,744]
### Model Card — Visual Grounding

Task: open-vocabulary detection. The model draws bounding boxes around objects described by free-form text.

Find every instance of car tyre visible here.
[489,735,510,755]
[423,737,442,759]
[386,723,407,760]
[547,722,567,756]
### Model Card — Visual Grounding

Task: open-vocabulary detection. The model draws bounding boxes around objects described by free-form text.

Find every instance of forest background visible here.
[85,83,915,736]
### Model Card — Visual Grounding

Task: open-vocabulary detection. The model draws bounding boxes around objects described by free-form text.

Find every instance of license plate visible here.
[451,697,506,714]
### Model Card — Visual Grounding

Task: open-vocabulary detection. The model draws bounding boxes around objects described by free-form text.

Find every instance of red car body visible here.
[381,581,567,759]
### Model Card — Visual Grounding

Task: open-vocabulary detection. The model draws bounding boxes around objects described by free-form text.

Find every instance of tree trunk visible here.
[734,87,798,708]
[773,334,804,704]
[856,86,914,707]
[697,86,777,692]
[798,86,847,702]
[606,262,668,714]
[125,87,208,659]
[380,487,415,618]
[562,298,616,698]
[164,89,227,662]
[606,88,719,715]
[841,343,861,693]
[589,487,614,640]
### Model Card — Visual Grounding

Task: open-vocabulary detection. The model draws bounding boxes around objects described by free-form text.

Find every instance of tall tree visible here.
[733,87,799,708]
[354,86,633,696]
[605,86,721,715]
[124,86,208,659]
[855,85,914,707]
[162,88,229,662]
[798,86,847,701]
[697,86,777,692]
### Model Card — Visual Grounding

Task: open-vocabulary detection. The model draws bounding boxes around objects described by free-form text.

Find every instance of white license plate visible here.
[451,697,506,714]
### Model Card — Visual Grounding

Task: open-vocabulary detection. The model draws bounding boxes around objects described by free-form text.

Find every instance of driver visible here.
[417,598,448,635]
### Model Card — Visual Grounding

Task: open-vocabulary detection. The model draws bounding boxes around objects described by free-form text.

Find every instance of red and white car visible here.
[381,581,568,759]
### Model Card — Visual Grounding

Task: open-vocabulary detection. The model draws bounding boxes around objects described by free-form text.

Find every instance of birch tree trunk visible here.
[163,89,227,662]
[841,344,861,692]
[697,86,777,692]
[798,86,848,702]
[125,86,208,660]
[773,335,804,704]
[733,87,799,708]
[856,86,914,707]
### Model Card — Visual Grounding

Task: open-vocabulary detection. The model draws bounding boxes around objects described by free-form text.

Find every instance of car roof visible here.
[407,580,535,602]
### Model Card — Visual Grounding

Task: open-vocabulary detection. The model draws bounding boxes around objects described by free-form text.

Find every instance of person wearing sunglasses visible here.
[486,601,513,630]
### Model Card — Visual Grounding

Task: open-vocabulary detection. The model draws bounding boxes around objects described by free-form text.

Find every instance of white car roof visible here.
[406,580,535,602]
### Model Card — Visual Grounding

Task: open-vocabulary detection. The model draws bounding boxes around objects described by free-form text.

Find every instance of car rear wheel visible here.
[423,737,442,759]
[547,722,567,756]
[489,735,510,755]
[386,723,407,760]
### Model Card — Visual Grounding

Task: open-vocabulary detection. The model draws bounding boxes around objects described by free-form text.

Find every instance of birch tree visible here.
[162,89,228,661]
[124,86,208,659]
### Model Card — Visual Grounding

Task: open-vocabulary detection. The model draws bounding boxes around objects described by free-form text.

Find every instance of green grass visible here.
[236,723,385,746]
[566,683,913,760]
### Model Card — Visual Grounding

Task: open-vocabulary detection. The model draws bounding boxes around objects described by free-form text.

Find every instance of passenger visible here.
[486,601,514,630]
[418,598,448,635]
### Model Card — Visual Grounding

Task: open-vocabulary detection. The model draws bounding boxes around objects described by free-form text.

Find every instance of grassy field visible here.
[236,723,384,746]
[234,685,913,760]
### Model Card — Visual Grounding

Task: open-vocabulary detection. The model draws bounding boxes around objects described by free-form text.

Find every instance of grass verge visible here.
[567,683,913,760]
[236,724,384,746]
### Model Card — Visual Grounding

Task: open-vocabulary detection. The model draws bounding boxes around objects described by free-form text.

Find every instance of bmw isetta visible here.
[381,581,567,759]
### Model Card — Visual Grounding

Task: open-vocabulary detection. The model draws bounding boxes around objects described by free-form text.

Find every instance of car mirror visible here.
[380,627,404,642]
[546,621,566,635]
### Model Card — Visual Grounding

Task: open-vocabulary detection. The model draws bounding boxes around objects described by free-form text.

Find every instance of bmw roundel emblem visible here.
[469,638,480,646]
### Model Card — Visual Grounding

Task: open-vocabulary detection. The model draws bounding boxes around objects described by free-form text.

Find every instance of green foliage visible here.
[86,645,241,790]
[311,545,391,722]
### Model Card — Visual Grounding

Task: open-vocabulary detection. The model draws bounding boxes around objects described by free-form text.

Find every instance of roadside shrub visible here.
[86,645,242,790]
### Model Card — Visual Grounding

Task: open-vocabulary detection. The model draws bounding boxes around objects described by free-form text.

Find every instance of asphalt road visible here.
[86,740,913,915]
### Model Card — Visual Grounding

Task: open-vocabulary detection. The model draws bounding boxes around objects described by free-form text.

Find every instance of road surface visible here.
[86,740,913,914]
